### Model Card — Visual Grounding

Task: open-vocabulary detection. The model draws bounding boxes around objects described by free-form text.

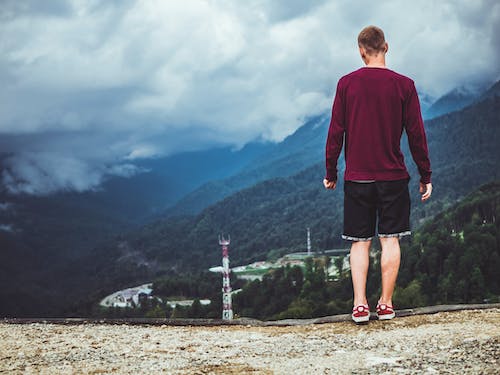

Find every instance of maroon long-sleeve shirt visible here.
[325,67,431,184]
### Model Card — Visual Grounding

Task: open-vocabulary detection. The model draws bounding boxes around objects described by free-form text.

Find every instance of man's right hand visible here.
[323,179,336,190]
[420,182,432,201]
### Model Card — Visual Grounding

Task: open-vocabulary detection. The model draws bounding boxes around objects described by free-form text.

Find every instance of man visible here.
[323,25,432,323]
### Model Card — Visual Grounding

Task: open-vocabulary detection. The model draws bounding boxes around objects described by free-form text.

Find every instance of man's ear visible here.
[384,42,389,54]
[359,46,367,60]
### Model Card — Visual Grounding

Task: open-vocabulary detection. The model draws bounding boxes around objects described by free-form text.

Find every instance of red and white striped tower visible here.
[219,234,233,320]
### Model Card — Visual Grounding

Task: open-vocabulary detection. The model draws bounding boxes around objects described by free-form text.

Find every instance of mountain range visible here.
[0,80,499,317]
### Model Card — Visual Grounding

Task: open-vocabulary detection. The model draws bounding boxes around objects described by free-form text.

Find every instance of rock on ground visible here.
[0,309,499,374]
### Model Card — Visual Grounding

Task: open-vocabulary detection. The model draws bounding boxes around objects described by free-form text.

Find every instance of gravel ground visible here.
[1,309,498,374]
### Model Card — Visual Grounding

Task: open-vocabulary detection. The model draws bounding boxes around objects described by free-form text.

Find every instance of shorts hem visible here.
[378,231,412,238]
[342,234,374,242]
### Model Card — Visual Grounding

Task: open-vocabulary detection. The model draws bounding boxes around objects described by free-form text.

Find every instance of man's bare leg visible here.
[350,240,371,306]
[379,237,401,305]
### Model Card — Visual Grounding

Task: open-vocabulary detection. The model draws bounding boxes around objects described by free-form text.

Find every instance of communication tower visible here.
[219,234,233,320]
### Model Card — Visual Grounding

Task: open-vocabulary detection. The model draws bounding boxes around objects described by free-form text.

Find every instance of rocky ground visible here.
[1,309,498,374]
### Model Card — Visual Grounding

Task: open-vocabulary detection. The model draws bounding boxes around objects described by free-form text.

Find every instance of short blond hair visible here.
[358,26,386,55]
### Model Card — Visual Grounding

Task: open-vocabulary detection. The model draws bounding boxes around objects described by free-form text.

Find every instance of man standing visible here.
[323,25,432,323]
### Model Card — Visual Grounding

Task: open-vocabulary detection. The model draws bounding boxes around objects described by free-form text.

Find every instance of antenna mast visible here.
[307,227,311,256]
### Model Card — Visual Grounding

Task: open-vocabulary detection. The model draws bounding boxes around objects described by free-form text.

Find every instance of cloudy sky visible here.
[0,0,499,195]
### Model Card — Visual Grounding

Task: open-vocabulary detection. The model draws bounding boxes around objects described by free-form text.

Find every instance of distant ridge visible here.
[424,81,491,120]
[164,115,331,217]
[479,79,500,100]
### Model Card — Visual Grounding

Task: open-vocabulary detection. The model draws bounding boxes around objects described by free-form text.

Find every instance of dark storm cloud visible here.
[0,0,498,194]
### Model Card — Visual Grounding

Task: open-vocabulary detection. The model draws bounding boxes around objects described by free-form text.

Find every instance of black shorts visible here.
[342,178,411,241]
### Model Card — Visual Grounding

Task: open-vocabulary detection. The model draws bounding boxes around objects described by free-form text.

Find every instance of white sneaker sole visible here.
[352,313,370,323]
[377,312,395,320]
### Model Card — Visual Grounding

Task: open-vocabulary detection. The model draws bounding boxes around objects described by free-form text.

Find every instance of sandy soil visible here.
[1,309,498,374]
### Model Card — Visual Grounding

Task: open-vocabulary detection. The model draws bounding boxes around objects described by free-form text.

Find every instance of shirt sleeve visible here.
[325,79,346,182]
[404,82,432,184]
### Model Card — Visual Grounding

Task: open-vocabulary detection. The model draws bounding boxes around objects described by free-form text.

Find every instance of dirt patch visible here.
[188,363,272,375]
[1,309,498,374]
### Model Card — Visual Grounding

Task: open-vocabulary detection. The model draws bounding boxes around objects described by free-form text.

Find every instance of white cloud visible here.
[0,0,498,194]
[106,163,150,178]
[1,152,148,195]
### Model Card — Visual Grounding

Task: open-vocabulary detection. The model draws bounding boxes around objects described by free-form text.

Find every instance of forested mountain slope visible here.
[166,115,332,216]
[396,181,499,306]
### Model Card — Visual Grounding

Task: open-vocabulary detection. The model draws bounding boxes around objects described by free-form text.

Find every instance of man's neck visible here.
[365,60,386,68]
[364,54,386,68]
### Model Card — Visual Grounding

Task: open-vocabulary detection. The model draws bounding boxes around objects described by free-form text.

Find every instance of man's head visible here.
[358,25,388,63]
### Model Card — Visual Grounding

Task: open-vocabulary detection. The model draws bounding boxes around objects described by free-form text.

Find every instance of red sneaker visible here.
[376,302,395,320]
[352,304,370,323]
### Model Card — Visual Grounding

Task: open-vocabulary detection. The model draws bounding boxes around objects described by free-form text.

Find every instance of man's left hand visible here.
[420,182,432,201]
[323,179,336,190]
